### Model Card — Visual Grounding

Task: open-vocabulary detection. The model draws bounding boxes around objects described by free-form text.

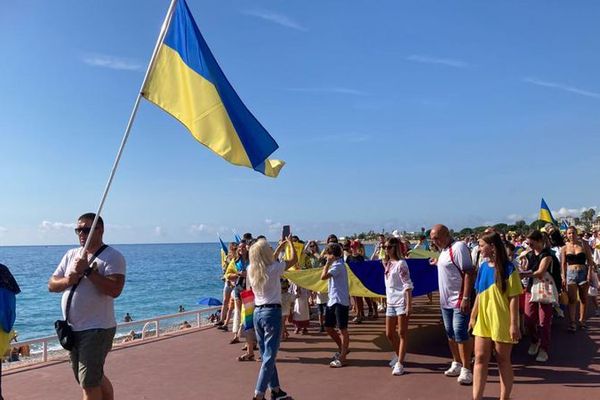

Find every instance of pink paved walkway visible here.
[3,297,600,399]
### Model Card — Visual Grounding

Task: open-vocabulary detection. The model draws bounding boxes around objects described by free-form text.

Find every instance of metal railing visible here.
[2,306,220,370]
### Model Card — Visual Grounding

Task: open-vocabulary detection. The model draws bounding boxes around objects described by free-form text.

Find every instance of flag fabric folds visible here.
[240,289,255,330]
[283,258,439,298]
[142,0,284,177]
[539,198,557,224]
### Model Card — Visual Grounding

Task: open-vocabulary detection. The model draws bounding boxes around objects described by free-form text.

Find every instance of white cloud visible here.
[287,87,368,96]
[82,53,142,71]
[506,214,524,222]
[39,221,76,232]
[523,78,600,99]
[154,226,164,236]
[554,206,598,218]
[190,224,206,233]
[406,54,470,69]
[0,226,7,235]
[265,219,282,232]
[242,9,307,31]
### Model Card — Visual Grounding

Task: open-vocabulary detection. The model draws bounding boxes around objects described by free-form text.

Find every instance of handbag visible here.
[529,271,558,304]
[54,245,108,350]
[559,291,569,305]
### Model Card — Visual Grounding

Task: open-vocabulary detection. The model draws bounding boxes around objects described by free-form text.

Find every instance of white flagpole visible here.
[82,0,179,253]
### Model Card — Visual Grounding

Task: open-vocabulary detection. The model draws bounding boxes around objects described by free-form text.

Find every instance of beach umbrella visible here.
[197,297,222,306]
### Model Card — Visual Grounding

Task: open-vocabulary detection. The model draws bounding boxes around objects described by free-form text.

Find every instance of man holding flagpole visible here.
[49,213,126,400]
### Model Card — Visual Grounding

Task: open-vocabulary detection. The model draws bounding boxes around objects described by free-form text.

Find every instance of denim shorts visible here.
[567,266,588,285]
[441,308,470,343]
[386,305,407,317]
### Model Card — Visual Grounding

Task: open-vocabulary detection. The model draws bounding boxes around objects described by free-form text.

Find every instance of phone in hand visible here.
[281,225,291,240]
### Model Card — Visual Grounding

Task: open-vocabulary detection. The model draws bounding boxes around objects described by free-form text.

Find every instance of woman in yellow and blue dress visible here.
[469,232,522,400]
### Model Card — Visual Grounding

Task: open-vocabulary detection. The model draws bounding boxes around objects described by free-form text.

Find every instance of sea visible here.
[1,243,225,341]
[2,242,376,342]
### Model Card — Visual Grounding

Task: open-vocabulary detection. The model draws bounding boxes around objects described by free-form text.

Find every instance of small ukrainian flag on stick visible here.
[539,198,557,225]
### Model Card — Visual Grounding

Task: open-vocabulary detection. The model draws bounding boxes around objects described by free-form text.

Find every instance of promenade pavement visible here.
[3,296,599,399]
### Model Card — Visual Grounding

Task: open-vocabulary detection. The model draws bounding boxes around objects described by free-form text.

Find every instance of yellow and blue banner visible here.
[539,198,557,225]
[284,257,439,298]
[142,0,285,177]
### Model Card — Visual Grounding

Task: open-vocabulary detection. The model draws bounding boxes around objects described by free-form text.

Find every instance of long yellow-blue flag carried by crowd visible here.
[142,0,285,177]
[539,198,557,225]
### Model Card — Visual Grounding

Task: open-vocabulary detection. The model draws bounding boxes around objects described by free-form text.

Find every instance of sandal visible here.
[229,337,240,344]
[579,321,588,330]
[568,323,577,333]
[237,353,255,362]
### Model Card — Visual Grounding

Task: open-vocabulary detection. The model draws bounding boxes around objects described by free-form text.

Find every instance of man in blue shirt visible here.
[320,243,350,368]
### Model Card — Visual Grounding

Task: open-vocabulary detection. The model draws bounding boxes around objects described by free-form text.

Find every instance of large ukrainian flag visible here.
[142,0,284,177]
[539,198,557,225]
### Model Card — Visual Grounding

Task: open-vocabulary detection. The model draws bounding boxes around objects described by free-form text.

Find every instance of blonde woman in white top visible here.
[383,237,414,376]
[247,237,297,400]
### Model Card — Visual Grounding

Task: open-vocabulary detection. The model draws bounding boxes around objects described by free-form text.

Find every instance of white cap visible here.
[392,230,401,238]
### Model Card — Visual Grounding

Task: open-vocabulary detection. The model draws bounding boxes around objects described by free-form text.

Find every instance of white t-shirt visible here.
[249,261,286,306]
[384,260,413,307]
[437,241,473,309]
[53,246,126,332]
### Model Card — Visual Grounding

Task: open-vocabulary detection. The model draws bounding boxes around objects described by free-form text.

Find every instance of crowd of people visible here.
[212,224,600,400]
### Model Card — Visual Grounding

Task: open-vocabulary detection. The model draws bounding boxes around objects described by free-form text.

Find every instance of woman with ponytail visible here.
[470,232,523,400]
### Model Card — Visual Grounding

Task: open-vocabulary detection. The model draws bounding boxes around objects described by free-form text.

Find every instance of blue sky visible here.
[1,0,599,246]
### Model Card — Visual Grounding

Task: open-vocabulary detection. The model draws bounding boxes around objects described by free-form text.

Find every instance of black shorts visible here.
[324,304,349,330]
[317,304,327,316]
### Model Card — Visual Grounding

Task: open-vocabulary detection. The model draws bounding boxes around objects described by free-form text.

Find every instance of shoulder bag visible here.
[54,245,108,350]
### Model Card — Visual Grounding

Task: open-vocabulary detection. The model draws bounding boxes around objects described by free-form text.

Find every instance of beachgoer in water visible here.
[124,312,132,322]
[247,237,297,400]
[179,320,191,330]
[470,232,522,400]
[383,237,413,376]
[178,305,185,313]
[429,224,475,385]
[48,213,126,400]
[321,243,351,368]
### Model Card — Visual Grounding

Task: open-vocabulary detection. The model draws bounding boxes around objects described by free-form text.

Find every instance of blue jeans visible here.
[253,306,282,396]
[441,307,470,343]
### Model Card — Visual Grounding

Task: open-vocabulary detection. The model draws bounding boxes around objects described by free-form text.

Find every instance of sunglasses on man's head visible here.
[74,227,92,235]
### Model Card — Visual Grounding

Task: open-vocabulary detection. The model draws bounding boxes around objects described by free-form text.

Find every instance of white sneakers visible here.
[392,361,405,376]
[389,355,399,367]
[536,349,549,363]
[444,361,462,377]
[528,342,541,356]
[457,367,473,385]
[444,362,472,385]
